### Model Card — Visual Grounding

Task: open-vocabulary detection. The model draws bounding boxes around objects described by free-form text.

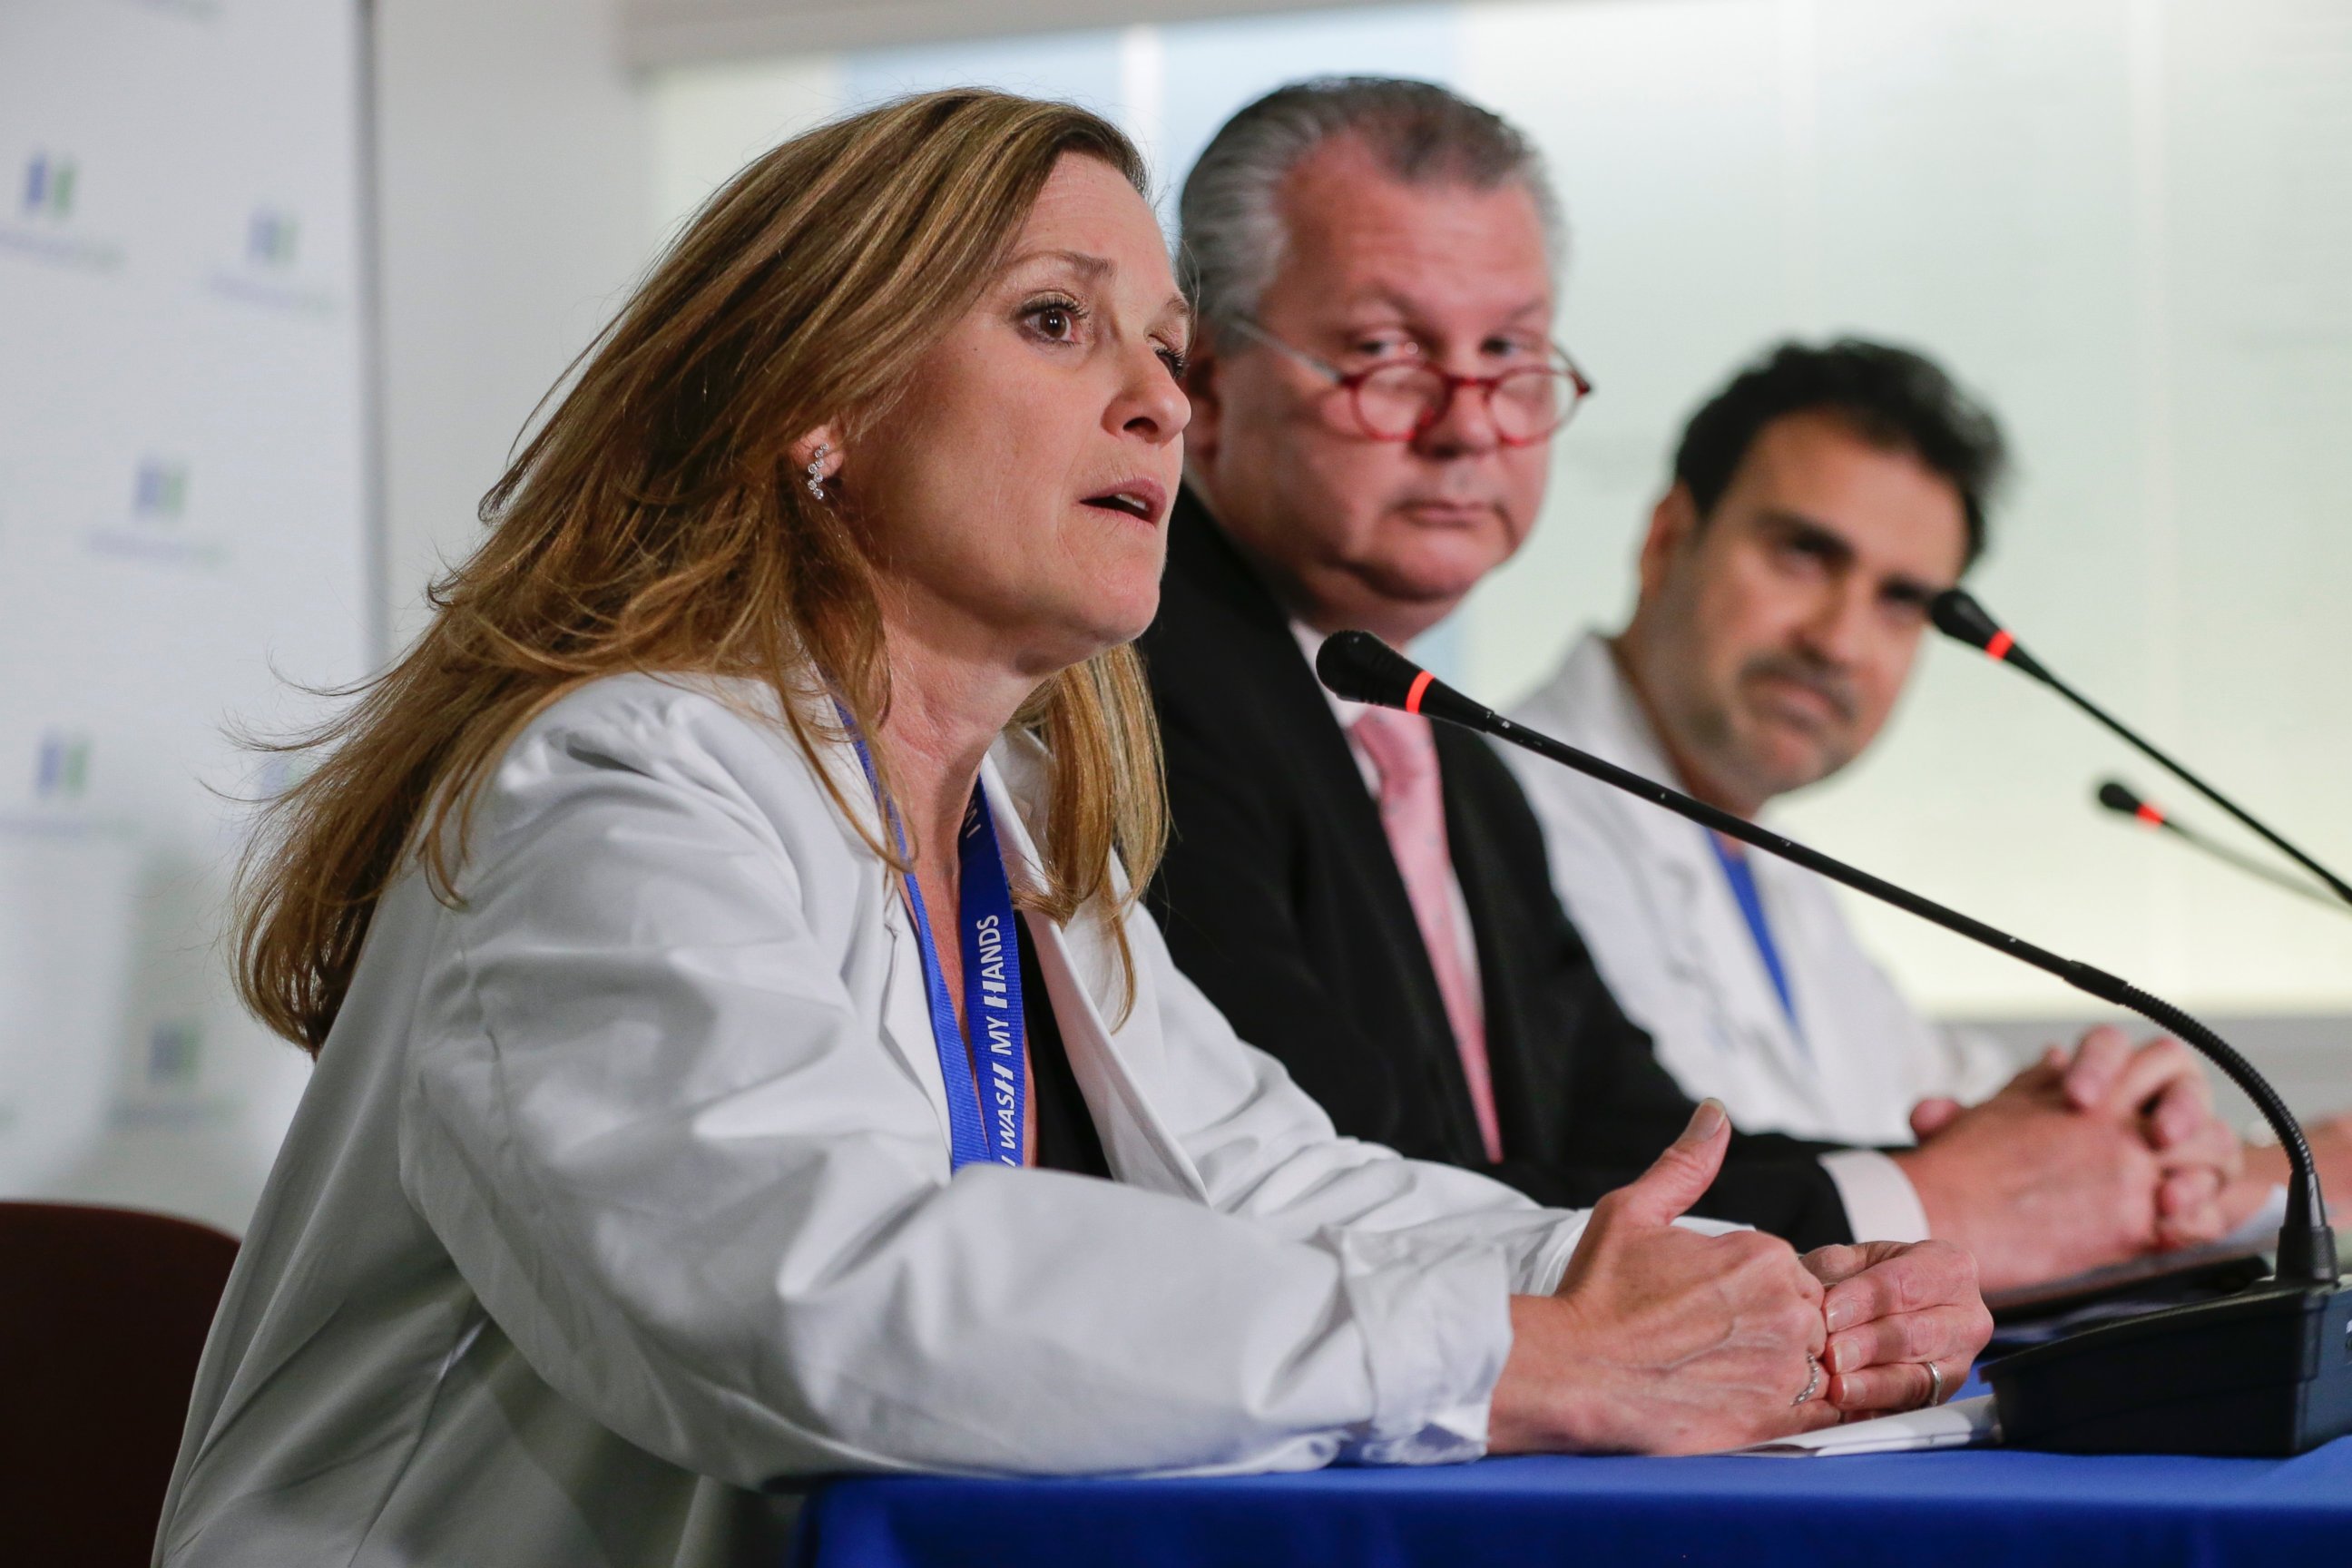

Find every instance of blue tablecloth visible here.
[792,1436,2352,1568]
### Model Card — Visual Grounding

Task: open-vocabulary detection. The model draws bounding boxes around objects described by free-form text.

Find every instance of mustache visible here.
[1740,652,1858,723]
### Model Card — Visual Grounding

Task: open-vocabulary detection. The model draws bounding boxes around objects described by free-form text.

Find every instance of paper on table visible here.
[1726,1395,1998,1458]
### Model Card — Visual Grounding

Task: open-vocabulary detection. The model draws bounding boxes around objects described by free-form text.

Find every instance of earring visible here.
[806,444,830,503]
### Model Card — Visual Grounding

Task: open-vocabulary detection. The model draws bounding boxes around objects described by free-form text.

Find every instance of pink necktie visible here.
[1349,708,1504,1162]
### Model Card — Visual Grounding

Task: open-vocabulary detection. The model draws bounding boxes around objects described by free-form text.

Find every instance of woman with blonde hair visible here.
[157,91,1984,1567]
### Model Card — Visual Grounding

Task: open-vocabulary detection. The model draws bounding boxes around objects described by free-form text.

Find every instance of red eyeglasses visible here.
[1230,318,1593,446]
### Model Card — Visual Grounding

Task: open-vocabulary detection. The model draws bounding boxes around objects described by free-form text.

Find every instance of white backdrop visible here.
[0,0,371,1232]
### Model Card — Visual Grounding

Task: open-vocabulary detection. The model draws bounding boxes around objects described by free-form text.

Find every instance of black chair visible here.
[0,1201,239,1567]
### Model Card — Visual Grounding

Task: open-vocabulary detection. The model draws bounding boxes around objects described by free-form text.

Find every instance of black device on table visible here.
[1316,629,2350,1459]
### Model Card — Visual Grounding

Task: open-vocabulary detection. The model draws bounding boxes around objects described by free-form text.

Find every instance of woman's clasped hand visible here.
[1491,1101,1992,1455]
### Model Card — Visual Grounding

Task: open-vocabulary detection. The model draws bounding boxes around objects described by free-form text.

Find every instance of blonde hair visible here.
[237,90,1169,1053]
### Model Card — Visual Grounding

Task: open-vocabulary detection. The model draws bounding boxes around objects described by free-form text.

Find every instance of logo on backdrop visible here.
[247,208,298,268]
[0,148,122,271]
[133,456,189,519]
[34,732,93,800]
[210,201,334,314]
[114,1015,236,1132]
[146,1020,202,1089]
[22,152,74,219]
[88,455,227,568]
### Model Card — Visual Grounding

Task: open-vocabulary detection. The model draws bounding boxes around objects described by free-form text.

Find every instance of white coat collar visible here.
[1525,632,1741,946]
[1526,632,1681,786]
[858,720,1207,1200]
[1525,632,1823,1082]
[983,736,1208,1199]
[1530,632,1788,867]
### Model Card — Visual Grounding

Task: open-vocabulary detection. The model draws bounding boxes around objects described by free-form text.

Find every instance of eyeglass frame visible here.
[1224,317,1593,447]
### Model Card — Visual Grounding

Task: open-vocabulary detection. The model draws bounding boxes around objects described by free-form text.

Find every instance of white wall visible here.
[1457,0,2352,1019]
[375,0,660,651]
[622,0,1411,64]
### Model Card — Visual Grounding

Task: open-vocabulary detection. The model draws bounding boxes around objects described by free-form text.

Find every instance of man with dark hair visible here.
[1505,338,2284,1245]
[1147,78,2246,1294]
[1672,339,2005,565]
[1509,337,2014,1143]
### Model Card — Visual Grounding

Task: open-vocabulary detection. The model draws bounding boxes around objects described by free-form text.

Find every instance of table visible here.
[790,1436,2352,1567]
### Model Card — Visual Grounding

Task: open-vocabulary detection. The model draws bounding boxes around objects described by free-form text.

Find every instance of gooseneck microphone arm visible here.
[1315,629,2337,1287]
[1932,587,2352,910]
[2096,779,2351,917]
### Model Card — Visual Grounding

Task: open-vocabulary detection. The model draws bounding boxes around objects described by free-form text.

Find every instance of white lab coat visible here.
[1505,634,2014,1150]
[155,673,1595,1568]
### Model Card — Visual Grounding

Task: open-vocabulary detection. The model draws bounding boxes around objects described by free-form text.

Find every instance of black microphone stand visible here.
[2096,780,2351,917]
[1933,588,2352,909]
[1318,629,2351,1456]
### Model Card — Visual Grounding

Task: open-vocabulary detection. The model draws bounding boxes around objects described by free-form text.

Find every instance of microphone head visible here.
[1928,586,2004,652]
[1930,586,2044,678]
[1316,631,1495,730]
[2098,779,2163,826]
[2096,779,2145,817]
[1315,630,1425,710]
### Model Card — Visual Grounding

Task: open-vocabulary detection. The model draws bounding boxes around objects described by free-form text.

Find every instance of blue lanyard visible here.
[1707,831,1803,1045]
[847,726,1027,1170]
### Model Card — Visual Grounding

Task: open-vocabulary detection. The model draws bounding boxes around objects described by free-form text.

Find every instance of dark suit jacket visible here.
[1139,488,1857,1249]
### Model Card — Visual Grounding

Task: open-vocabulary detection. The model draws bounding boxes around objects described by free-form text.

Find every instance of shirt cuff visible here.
[1325,1230,1514,1465]
[1818,1149,1931,1243]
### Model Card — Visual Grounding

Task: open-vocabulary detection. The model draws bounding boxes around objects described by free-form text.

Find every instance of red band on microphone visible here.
[2136,803,2166,828]
[1404,670,1435,715]
[1984,630,2015,662]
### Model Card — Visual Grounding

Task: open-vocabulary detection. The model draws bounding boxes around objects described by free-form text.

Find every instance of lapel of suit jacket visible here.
[1161,492,1395,854]
[981,742,1210,1200]
[1161,495,1487,1161]
[1162,497,1430,959]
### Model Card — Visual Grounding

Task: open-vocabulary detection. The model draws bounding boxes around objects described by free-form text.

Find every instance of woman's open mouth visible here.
[1080,478,1169,524]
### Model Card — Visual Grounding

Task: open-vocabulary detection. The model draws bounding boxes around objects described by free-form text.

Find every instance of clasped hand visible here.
[1489,1102,1992,1455]
[1897,1026,2250,1292]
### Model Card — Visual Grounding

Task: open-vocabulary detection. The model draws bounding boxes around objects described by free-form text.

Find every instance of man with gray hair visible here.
[1138,76,2244,1297]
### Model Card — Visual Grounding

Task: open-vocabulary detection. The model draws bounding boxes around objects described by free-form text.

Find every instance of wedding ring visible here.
[1921,1359,1945,1408]
[1793,1352,1823,1406]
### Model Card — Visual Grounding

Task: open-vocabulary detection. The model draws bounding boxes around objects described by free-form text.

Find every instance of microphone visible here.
[2096,779,2350,916]
[1318,629,2349,1456]
[1931,587,2352,910]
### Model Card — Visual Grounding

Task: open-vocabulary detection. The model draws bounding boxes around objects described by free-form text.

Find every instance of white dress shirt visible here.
[1504,634,2024,1242]
[155,673,1601,1568]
